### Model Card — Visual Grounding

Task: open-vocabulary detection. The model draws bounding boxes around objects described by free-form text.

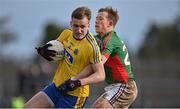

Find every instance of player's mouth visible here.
[95,25,99,28]
[74,33,84,39]
[76,33,83,36]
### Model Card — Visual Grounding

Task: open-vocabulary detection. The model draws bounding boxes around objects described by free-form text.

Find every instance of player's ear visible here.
[109,20,113,27]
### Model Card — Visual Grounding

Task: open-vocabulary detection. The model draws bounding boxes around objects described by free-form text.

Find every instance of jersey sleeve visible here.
[87,33,102,64]
[102,40,114,59]
[90,45,102,64]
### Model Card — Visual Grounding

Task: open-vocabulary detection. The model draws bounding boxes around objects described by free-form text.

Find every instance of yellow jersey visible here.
[52,29,101,97]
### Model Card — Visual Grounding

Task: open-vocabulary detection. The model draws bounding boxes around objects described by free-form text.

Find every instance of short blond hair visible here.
[72,6,91,21]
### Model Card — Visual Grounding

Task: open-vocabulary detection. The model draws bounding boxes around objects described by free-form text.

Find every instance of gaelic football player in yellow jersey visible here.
[24,6,105,108]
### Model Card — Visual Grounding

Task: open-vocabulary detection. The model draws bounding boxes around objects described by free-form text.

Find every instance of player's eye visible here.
[80,25,86,29]
[96,17,104,21]
[73,24,79,28]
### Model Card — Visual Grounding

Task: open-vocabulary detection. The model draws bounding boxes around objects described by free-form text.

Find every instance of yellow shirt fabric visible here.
[52,29,101,97]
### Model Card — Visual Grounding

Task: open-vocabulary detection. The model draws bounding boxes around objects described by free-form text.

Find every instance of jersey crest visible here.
[64,48,74,65]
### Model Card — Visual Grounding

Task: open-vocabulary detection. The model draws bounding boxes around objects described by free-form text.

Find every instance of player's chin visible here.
[75,34,85,39]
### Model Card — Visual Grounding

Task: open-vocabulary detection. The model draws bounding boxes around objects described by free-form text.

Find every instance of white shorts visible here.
[103,80,138,108]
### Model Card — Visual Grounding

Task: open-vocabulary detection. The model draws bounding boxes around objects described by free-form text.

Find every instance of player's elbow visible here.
[101,71,105,81]
[98,66,105,81]
[97,71,105,82]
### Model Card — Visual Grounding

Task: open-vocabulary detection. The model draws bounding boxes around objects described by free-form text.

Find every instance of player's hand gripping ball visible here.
[46,40,65,61]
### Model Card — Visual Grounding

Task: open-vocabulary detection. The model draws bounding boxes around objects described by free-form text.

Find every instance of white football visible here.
[47,40,64,61]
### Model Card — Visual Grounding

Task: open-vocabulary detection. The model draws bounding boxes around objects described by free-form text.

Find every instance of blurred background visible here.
[0,0,180,108]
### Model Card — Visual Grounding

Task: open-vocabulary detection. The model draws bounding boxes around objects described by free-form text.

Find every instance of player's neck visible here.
[100,28,113,37]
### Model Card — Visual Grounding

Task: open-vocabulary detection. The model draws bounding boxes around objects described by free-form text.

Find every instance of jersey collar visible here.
[97,30,114,40]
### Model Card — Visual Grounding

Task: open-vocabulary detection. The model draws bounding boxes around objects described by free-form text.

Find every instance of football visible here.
[47,40,64,61]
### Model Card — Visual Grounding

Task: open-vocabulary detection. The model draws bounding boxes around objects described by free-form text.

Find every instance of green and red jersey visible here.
[96,31,135,84]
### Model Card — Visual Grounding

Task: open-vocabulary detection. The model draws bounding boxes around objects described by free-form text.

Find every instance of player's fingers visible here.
[48,52,56,57]
[46,57,53,61]
[48,49,56,53]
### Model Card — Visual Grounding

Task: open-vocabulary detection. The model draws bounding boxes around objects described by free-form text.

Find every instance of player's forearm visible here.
[79,63,105,85]
[80,71,105,85]
[74,64,93,80]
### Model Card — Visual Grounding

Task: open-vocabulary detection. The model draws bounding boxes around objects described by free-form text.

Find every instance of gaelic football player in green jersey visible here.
[92,6,138,108]
[74,6,138,108]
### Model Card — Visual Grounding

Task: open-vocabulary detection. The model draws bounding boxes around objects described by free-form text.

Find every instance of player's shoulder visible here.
[111,31,122,42]
[62,28,73,34]
[87,31,94,37]
[58,28,72,41]
[85,32,100,52]
[61,28,73,37]
[86,32,98,45]
[86,31,96,40]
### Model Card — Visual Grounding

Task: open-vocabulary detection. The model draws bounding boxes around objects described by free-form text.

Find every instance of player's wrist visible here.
[70,77,81,86]
[70,77,77,80]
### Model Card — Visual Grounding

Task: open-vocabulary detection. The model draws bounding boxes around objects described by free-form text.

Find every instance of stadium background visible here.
[0,0,180,108]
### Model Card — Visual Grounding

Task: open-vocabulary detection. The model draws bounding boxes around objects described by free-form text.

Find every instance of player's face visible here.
[95,12,110,36]
[71,17,90,39]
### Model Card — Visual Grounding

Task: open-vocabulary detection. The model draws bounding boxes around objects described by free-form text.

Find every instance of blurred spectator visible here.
[11,93,25,109]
